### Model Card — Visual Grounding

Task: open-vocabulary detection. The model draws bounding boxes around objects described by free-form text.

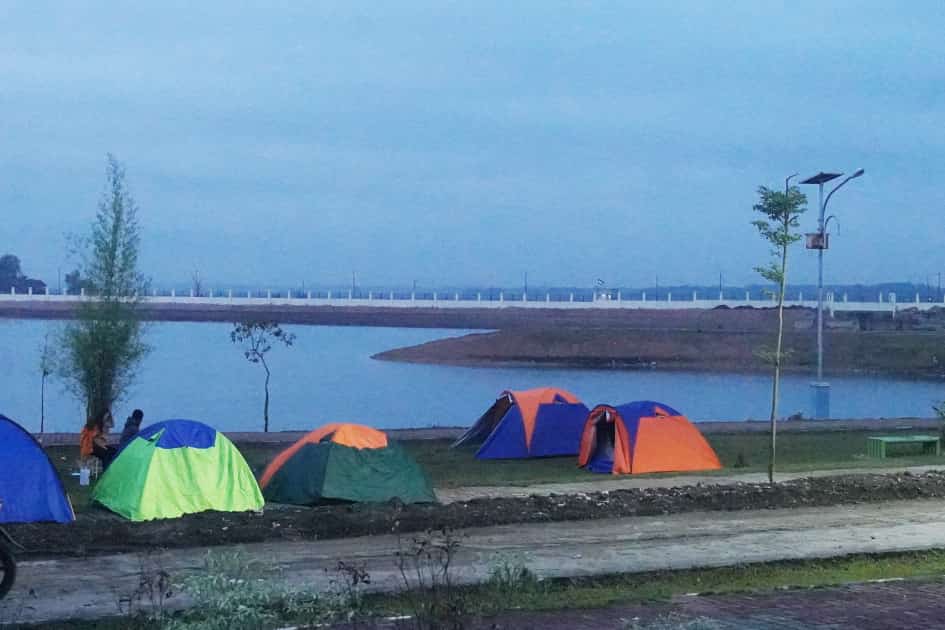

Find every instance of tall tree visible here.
[231,321,295,432]
[64,269,89,295]
[60,154,149,421]
[0,254,23,290]
[752,183,807,483]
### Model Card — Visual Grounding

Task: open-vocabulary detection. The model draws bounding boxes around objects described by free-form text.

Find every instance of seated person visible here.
[80,409,117,470]
[119,409,144,447]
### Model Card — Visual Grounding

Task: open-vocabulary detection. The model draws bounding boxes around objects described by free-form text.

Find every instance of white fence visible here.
[2,286,943,313]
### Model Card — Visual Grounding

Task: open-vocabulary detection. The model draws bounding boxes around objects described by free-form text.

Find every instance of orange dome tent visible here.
[260,423,435,504]
[578,401,721,474]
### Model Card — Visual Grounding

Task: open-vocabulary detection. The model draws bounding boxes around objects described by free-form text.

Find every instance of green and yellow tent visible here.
[92,419,263,521]
[259,423,436,504]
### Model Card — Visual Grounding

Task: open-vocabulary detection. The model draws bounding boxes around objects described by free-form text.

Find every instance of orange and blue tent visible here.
[578,401,721,474]
[452,387,589,459]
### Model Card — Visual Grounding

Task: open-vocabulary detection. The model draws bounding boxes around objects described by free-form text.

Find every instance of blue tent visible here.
[0,414,74,524]
[452,388,589,459]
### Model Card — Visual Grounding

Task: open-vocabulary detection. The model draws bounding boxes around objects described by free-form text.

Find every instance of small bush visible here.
[481,553,544,612]
[395,528,466,629]
[164,549,323,630]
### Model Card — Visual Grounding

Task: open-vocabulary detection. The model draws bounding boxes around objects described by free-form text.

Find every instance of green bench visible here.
[867,435,941,458]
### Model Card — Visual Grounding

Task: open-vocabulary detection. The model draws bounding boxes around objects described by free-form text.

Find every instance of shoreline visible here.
[34,417,942,445]
[371,352,945,381]
[0,300,816,330]
[373,327,945,380]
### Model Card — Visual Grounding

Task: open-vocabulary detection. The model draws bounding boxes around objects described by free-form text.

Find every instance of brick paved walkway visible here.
[471,579,945,629]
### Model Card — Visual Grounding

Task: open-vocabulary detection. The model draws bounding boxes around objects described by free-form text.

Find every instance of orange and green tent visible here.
[578,401,721,474]
[260,423,436,504]
[452,387,588,459]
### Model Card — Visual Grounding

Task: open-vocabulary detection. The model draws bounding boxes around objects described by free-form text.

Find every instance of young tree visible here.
[231,321,295,432]
[39,332,54,435]
[752,183,807,483]
[60,154,150,421]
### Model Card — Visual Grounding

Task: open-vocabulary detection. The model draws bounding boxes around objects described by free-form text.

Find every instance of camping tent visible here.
[259,423,436,504]
[92,419,264,521]
[452,387,589,459]
[578,401,722,474]
[0,414,74,524]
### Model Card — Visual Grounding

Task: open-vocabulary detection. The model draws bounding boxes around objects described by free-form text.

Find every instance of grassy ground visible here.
[47,429,945,511]
[31,549,945,629]
[375,548,945,615]
[403,430,945,488]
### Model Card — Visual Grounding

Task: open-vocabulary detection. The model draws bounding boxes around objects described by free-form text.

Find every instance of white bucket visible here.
[79,467,90,486]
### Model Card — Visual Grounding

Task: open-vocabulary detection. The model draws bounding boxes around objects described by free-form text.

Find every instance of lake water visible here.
[1,319,942,433]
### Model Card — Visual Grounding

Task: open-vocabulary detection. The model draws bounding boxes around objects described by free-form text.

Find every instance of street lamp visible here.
[800,168,865,418]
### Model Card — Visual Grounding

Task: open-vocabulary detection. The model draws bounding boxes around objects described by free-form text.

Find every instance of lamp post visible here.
[800,168,865,418]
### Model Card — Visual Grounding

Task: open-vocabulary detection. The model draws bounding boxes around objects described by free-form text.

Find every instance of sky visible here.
[2,2,944,290]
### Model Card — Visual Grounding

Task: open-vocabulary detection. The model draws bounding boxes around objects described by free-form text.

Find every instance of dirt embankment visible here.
[374,327,945,378]
[0,301,813,330]
[10,471,945,559]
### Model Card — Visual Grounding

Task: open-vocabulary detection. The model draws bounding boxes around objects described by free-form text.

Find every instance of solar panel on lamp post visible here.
[800,168,865,419]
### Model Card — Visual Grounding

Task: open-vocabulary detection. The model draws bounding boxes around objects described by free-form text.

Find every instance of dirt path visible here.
[436,463,945,503]
[6,498,945,625]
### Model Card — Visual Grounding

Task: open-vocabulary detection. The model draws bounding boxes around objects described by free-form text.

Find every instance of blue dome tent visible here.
[0,414,75,523]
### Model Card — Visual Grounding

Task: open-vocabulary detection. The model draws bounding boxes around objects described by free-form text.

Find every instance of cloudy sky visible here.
[2,2,943,290]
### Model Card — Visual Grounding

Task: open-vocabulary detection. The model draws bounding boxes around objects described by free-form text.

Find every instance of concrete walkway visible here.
[5,498,945,625]
[436,463,945,503]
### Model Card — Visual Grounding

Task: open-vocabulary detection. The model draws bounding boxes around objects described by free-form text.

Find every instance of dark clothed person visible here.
[119,409,144,447]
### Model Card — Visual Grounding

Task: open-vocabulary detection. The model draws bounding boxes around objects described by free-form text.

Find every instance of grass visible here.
[28,549,945,629]
[402,430,945,488]
[46,429,945,512]
[375,548,945,616]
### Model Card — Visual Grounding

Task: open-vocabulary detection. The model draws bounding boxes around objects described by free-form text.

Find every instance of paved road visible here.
[436,463,945,503]
[5,498,945,625]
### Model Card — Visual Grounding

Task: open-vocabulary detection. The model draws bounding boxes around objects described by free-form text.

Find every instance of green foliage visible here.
[64,269,92,295]
[751,185,807,292]
[230,321,295,432]
[487,553,539,593]
[39,332,55,434]
[752,183,807,482]
[165,550,311,630]
[321,560,373,626]
[395,528,466,629]
[59,155,149,420]
[0,253,23,287]
[481,553,544,612]
[114,552,174,624]
[161,550,373,630]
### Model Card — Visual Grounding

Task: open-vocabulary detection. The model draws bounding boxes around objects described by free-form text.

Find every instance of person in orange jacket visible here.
[79,409,117,469]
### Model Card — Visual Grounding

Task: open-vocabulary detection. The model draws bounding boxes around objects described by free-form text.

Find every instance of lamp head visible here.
[851,168,865,178]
